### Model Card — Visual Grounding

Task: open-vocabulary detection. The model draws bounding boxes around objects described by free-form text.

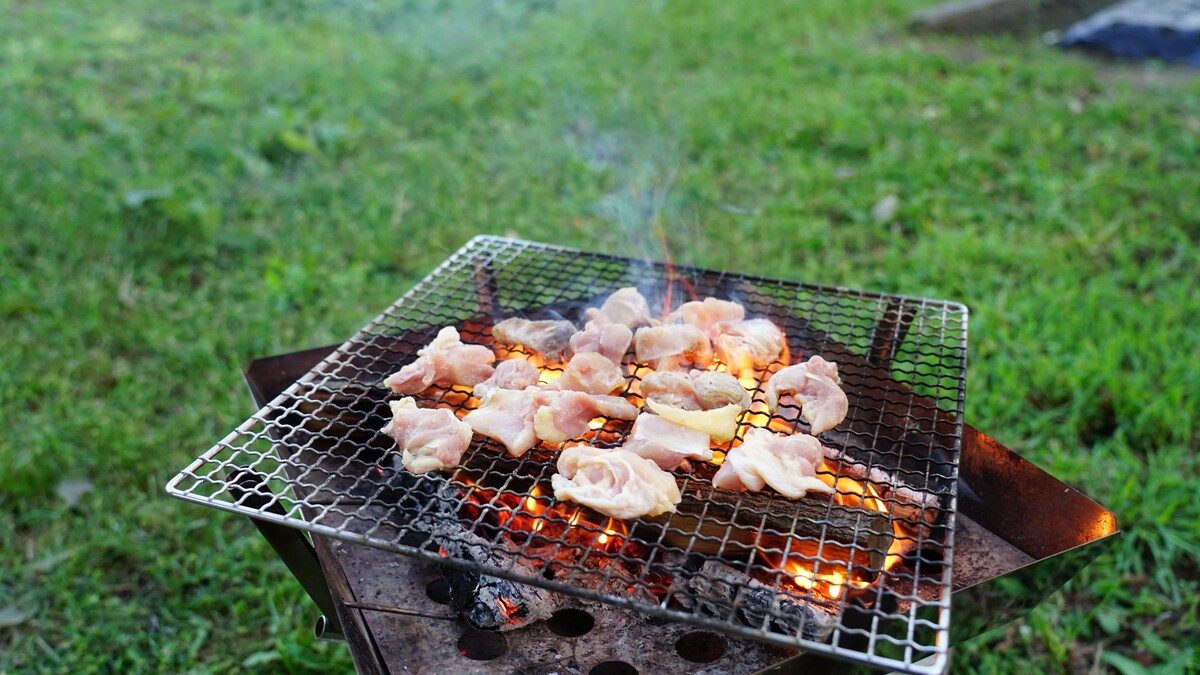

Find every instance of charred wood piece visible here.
[687,560,836,643]
[648,482,893,573]
[383,471,559,630]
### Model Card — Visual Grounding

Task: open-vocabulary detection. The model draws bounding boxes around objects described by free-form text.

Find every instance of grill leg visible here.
[228,469,345,642]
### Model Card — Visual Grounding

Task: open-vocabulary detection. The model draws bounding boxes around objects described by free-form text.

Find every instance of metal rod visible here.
[227,469,345,638]
[341,600,458,621]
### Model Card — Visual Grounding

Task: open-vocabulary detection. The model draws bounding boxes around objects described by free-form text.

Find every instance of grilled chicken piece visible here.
[638,371,696,409]
[551,445,681,519]
[764,355,848,435]
[622,413,713,470]
[633,324,713,371]
[547,352,625,395]
[466,386,639,454]
[569,319,633,365]
[713,318,786,376]
[585,287,652,327]
[492,318,577,361]
[383,326,496,395]
[463,388,542,457]
[711,428,832,499]
[667,297,745,338]
[640,370,749,411]
[381,397,473,474]
[473,358,540,402]
[533,392,639,444]
[689,371,751,410]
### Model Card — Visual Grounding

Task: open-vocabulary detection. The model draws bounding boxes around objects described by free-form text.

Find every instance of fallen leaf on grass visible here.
[55,477,94,506]
[871,193,899,223]
[122,187,173,209]
[0,602,38,628]
[31,549,75,573]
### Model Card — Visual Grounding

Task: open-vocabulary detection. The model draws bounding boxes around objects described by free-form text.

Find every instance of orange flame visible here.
[653,214,697,317]
[496,597,521,623]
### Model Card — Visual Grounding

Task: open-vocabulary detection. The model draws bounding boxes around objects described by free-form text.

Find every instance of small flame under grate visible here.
[167,236,968,674]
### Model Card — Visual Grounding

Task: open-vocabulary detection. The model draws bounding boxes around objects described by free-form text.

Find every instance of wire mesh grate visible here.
[167,236,968,674]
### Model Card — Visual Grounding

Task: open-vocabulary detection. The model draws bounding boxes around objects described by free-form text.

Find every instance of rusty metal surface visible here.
[328,529,793,675]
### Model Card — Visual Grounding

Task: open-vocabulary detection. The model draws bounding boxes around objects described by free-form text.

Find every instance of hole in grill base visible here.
[589,661,638,675]
[425,578,452,605]
[547,608,595,637]
[675,631,726,663]
[457,629,507,661]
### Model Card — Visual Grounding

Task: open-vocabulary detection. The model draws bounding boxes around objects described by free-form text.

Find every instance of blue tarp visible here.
[1059,0,1200,66]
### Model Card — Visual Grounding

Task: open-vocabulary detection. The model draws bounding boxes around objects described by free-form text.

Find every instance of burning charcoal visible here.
[687,560,836,642]
[436,533,558,631]
[380,472,561,630]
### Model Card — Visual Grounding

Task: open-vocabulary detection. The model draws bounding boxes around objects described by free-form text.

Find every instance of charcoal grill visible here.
[167,237,1112,674]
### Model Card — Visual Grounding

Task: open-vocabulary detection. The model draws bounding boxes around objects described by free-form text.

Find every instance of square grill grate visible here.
[167,236,968,674]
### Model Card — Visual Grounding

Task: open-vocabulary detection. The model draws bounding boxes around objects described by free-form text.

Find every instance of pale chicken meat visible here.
[568,319,633,365]
[473,358,540,402]
[640,370,749,411]
[462,388,542,457]
[383,326,496,395]
[585,287,652,327]
[551,445,681,519]
[534,392,639,444]
[711,428,833,499]
[621,413,713,470]
[668,297,745,338]
[633,324,713,371]
[547,352,625,395]
[765,355,848,435]
[713,318,786,376]
[381,397,473,474]
[689,371,752,410]
[638,371,696,409]
[466,386,639,453]
[492,318,577,361]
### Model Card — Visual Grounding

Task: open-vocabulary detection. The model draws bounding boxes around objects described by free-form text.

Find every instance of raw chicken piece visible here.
[534,392,639,444]
[547,352,625,395]
[585,287,652,327]
[638,371,698,409]
[381,397,473,474]
[712,428,833,499]
[764,355,848,435]
[645,398,742,443]
[492,318,577,361]
[689,371,752,410]
[569,319,633,365]
[383,326,496,395]
[463,388,542,457]
[713,319,786,375]
[473,358,540,402]
[551,445,681,519]
[633,324,713,370]
[622,413,713,470]
[640,370,749,411]
[668,297,745,338]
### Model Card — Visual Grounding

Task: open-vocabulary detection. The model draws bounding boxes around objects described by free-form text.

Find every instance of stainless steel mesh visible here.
[167,236,968,674]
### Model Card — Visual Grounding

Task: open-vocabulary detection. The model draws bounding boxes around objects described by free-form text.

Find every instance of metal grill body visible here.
[167,236,969,674]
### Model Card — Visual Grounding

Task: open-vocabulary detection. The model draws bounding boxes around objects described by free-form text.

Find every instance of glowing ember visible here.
[496,597,521,622]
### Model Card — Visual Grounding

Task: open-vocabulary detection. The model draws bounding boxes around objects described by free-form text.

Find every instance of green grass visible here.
[2,0,1198,672]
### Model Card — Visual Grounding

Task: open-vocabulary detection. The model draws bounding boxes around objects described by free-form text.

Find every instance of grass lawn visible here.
[2,0,1198,672]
